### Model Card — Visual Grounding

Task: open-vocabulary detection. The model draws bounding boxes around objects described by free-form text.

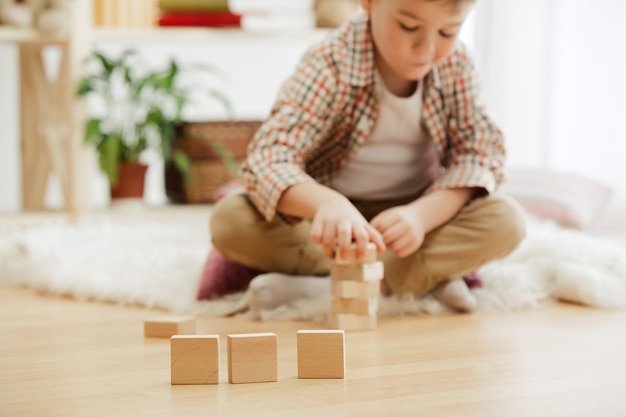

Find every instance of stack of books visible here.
[158,0,243,28]
[93,0,156,28]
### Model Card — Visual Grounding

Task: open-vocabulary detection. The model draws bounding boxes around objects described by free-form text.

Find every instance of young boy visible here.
[198,0,526,312]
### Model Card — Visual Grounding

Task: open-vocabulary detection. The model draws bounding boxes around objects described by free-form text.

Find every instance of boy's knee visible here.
[210,194,255,249]
[482,194,527,253]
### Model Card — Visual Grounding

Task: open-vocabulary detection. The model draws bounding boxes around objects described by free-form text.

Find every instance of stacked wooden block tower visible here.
[329,242,383,331]
[144,316,346,384]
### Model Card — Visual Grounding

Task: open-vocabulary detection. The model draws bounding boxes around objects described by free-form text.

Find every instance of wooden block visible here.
[329,314,377,331]
[297,330,345,379]
[331,297,379,315]
[171,335,220,385]
[331,280,380,298]
[227,333,277,384]
[331,261,384,282]
[335,242,378,265]
[144,316,196,338]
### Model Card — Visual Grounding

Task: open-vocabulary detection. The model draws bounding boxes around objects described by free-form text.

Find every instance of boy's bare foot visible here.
[431,279,478,313]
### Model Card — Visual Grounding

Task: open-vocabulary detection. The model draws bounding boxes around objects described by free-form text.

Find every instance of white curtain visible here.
[469,0,626,228]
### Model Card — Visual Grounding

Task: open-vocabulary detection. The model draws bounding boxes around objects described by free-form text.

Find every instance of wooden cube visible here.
[144,316,196,338]
[331,280,381,299]
[329,313,377,331]
[331,297,379,315]
[331,261,384,282]
[227,333,277,384]
[335,242,377,265]
[171,335,220,385]
[297,330,345,379]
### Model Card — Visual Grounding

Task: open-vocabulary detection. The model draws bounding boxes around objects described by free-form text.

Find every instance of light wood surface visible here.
[227,333,278,384]
[331,296,379,315]
[331,279,380,298]
[331,261,385,282]
[171,335,220,385]
[297,330,346,379]
[144,316,196,338]
[1,287,625,416]
[335,242,378,265]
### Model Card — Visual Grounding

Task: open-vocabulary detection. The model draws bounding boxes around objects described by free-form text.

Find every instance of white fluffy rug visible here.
[1,214,626,321]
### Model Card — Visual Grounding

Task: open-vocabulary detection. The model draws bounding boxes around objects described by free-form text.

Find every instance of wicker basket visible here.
[165,120,262,204]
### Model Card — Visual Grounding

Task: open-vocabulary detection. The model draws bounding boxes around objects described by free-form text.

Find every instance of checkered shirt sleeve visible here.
[424,44,506,194]
[241,45,342,222]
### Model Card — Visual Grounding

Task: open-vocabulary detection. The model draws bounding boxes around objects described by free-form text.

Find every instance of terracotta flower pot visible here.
[110,163,148,200]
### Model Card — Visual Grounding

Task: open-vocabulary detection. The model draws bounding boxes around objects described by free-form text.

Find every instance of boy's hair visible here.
[426,0,475,4]
[424,0,476,12]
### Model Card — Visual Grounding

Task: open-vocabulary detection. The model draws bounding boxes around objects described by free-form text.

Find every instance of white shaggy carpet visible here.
[1,213,626,321]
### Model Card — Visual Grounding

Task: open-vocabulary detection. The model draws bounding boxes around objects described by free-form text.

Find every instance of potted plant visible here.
[77,48,234,201]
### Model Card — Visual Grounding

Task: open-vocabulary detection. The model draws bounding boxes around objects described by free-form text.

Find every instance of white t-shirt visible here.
[331,77,440,199]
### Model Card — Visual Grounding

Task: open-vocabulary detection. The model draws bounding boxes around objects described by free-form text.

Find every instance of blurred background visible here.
[0,0,624,232]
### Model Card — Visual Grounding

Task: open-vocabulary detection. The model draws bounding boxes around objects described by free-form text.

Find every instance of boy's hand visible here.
[370,188,476,258]
[371,205,426,258]
[310,195,385,260]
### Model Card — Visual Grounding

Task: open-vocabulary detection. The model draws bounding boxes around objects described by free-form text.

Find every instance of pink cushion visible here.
[500,168,613,230]
[196,249,264,300]
[463,272,483,289]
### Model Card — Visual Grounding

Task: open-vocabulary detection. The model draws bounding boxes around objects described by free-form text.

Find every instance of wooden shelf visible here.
[93,26,330,44]
[0,27,68,44]
[0,26,330,46]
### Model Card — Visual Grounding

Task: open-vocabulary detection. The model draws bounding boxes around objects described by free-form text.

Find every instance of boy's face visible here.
[361,0,473,94]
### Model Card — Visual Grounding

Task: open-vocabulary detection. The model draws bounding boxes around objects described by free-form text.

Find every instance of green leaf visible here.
[172,149,192,185]
[210,140,240,177]
[146,107,164,125]
[205,90,234,119]
[154,73,174,93]
[116,49,139,66]
[93,51,115,77]
[167,59,179,79]
[160,123,176,149]
[98,134,122,185]
[76,77,93,96]
[132,74,150,99]
[124,66,133,85]
[172,93,187,122]
[84,118,102,144]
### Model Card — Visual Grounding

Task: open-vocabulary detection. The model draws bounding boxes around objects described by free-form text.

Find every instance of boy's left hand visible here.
[370,205,426,258]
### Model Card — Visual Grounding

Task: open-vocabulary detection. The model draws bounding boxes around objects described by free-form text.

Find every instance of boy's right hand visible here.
[310,195,385,261]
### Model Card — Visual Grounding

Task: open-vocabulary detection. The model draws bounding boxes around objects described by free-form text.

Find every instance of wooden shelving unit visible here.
[0,0,91,218]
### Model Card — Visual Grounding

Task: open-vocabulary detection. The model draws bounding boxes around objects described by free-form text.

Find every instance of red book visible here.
[158,11,242,28]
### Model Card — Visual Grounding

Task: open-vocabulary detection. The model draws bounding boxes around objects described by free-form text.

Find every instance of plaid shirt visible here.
[242,12,505,222]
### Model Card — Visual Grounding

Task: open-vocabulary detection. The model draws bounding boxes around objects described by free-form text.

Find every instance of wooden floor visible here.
[1,287,625,417]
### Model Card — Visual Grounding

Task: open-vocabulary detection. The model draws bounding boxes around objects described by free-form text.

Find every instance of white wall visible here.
[472,0,626,230]
[473,0,556,168]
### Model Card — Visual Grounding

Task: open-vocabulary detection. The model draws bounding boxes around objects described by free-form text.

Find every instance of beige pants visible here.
[210,192,526,296]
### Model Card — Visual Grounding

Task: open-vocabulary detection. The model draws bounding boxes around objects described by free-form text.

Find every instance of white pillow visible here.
[499,168,613,230]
